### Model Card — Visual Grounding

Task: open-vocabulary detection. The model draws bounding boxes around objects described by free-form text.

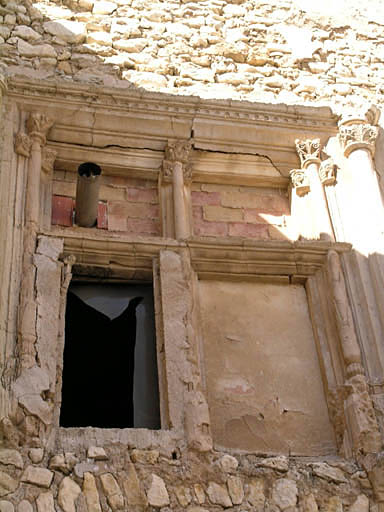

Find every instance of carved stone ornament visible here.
[14,133,32,157]
[289,169,310,196]
[339,123,378,157]
[41,147,57,175]
[319,158,337,186]
[162,140,193,182]
[295,138,321,168]
[26,112,54,146]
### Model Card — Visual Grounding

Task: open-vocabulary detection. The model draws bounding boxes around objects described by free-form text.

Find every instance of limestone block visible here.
[175,486,192,507]
[13,366,51,426]
[58,477,81,512]
[36,236,63,260]
[300,494,318,512]
[311,464,347,484]
[43,20,86,43]
[227,476,244,505]
[28,449,44,464]
[49,455,69,474]
[271,479,298,510]
[21,467,53,489]
[325,496,343,512]
[100,473,124,510]
[119,465,147,506]
[207,482,232,508]
[147,474,170,508]
[36,492,55,512]
[0,473,17,498]
[113,38,147,52]
[18,501,33,512]
[0,450,23,469]
[349,494,369,512]
[0,501,14,512]
[87,447,108,460]
[11,26,41,41]
[74,462,99,478]
[203,205,243,222]
[92,1,117,14]
[247,479,265,508]
[218,454,238,472]
[259,456,289,472]
[194,484,205,504]
[131,449,159,465]
[83,473,101,512]
[87,32,113,46]
[17,40,57,58]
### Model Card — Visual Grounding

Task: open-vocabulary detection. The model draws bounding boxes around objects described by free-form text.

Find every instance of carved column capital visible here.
[41,147,57,175]
[339,104,381,128]
[339,123,378,157]
[289,169,310,196]
[319,158,337,186]
[295,138,321,168]
[162,140,192,182]
[14,133,32,157]
[26,112,54,146]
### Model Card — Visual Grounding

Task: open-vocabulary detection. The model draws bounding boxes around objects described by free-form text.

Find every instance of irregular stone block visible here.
[58,477,81,512]
[207,482,232,508]
[147,474,170,508]
[325,496,343,512]
[119,465,147,506]
[36,491,55,512]
[259,456,289,472]
[247,479,265,508]
[21,467,53,489]
[17,501,33,512]
[49,455,68,474]
[194,484,205,504]
[28,449,44,464]
[83,473,101,512]
[271,479,297,510]
[43,20,86,44]
[300,493,318,512]
[0,500,14,512]
[218,454,238,472]
[175,486,192,507]
[311,463,347,484]
[87,447,108,461]
[131,449,159,464]
[349,494,369,512]
[100,473,124,510]
[0,472,17,498]
[227,476,244,505]
[0,450,23,469]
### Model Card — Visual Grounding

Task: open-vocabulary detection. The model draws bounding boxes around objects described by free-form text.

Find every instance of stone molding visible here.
[15,132,32,157]
[289,168,310,196]
[339,123,378,157]
[295,138,321,168]
[161,140,192,183]
[42,147,57,175]
[26,112,54,146]
[339,104,381,128]
[319,158,337,186]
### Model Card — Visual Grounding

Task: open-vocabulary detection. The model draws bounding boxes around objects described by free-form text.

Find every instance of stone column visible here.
[289,168,311,240]
[295,138,334,241]
[161,140,192,240]
[14,113,54,368]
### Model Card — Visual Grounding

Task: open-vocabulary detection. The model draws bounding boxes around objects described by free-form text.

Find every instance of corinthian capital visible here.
[319,158,337,186]
[26,112,54,146]
[289,169,310,196]
[295,138,321,168]
[14,133,32,157]
[162,140,193,182]
[339,124,378,157]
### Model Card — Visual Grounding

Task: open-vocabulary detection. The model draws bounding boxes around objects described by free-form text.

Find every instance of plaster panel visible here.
[198,280,336,455]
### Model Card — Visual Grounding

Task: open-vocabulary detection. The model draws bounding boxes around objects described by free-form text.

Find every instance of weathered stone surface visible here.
[227,476,244,505]
[147,474,170,508]
[194,484,205,504]
[259,456,289,472]
[12,26,41,41]
[58,477,81,512]
[36,492,55,512]
[119,465,147,506]
[247,479,265,508]
[131,449,159,465]
[0,501,14,512]
[17,40,57,58]
[18,501,33,512]
[87,447,108,460]
[0,472,18,497]
[0,450,23,469]
[43,21,86,44]
[207,482,232,508]
[29,448,44,464]
[100,473,124,510]
[13,367,51,425]
[325,496,343,512]
[218,454,238,472]
[83,473,101,512]
[175,486,192,507]
[349,494,369,512]
[311,463,347,484]
[300,493,319,512]
[21,467,53,489]
[271,479,298,510]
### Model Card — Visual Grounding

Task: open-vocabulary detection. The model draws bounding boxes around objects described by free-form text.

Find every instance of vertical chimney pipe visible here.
[75,162,102,228]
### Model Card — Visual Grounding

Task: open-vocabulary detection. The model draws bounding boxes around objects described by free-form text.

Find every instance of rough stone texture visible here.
[83,473,101,512]
[147,474,170,508]
[218,455,238,473]
[312,463,347,484]
[271,479,298,510]
[100,473,124,510]
[227,476,244,505]
[18,501,33,512]
[207,482,232,508]
[131,449,159,464]
[28,449,44,464]
[0,501,14,512]
[21,467,53,489]
[0,473,18,498]
[0,450,23,469]
[36,492,55,512]
[87,447,108,461]
[119,465,147,507]
[58,477,81,512]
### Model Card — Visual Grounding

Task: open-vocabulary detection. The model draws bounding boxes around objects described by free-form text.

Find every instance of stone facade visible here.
[2,1,384,512]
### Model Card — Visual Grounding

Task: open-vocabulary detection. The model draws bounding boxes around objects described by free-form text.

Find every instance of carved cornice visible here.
[162,140,193,183]
[41,147,57,175]
[319,158,337,186]
[14,133,32,157]
[295,138,321,168]
[339,124,378,157]
[339,104,381,128]
[289,169,310,196]
[26,112,53,146]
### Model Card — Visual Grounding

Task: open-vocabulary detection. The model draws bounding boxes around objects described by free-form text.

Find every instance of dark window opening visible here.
[60,282,160,429]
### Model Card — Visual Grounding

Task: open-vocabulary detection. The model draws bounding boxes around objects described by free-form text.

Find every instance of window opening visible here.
[60,282,160,429]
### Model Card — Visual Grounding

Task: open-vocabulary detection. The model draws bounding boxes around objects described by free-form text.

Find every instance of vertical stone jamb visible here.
[161,140,192,240]
[295,138,335,241]
[14,113,53,369]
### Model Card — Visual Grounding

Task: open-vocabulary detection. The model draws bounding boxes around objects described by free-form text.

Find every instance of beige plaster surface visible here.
[198,280,336,455]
